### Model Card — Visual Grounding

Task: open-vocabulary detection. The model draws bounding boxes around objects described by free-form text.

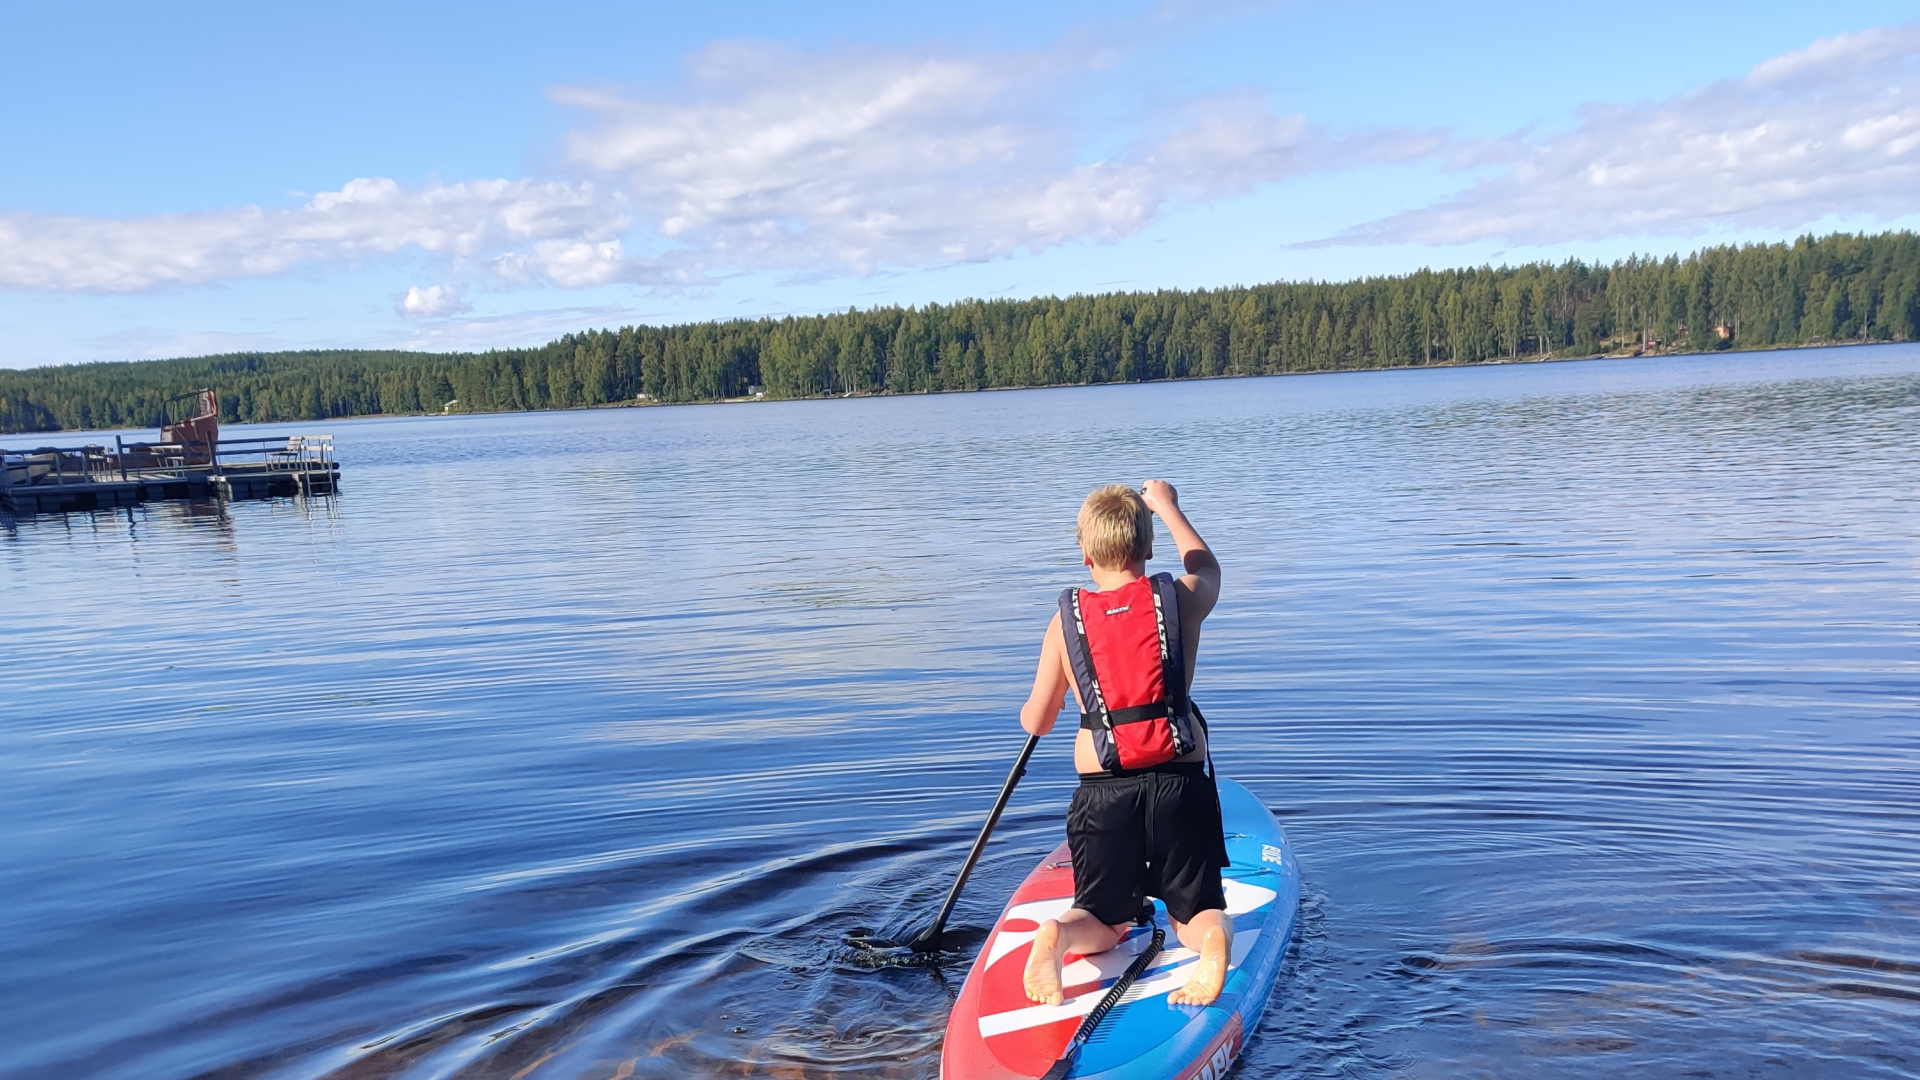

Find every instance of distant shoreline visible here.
[468,336,1897,417]
[7,337,1897,442]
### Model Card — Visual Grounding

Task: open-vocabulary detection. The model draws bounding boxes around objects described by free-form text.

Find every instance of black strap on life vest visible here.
[1152,572,1190,722]
[1059,572,1190,733]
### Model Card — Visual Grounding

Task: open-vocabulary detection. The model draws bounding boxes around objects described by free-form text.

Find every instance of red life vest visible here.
[1059,572,1198,773]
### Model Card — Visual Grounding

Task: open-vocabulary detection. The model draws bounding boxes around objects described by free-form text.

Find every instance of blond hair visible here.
[1077,485,1153,569]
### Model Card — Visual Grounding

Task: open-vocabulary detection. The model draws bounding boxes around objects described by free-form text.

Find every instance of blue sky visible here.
[2,0,1917,367]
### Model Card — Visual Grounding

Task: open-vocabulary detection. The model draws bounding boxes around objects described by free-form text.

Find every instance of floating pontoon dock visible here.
[2,389,340,517]
[1,435,338,516]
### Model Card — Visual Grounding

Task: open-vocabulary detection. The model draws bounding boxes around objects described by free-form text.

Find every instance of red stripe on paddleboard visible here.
[984,1015,1081,1077]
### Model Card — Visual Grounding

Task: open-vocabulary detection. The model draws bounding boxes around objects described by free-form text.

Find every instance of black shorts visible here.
[1067,762,1228,926]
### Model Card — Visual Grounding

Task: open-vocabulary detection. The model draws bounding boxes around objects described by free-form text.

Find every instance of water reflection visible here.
[1,493,342,543]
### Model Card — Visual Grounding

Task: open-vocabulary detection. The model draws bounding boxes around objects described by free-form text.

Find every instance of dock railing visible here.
[218,435,338,480]
[2,444,129,488]
[1,435,336,490]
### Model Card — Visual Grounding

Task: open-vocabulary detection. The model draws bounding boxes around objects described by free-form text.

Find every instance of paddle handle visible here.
[913,731,1041,950]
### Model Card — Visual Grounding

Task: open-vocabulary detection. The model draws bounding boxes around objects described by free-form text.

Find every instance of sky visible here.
[2,0,1918,368]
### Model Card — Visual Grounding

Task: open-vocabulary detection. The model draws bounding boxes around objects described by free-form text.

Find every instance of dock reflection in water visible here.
[2,346,1917,1079]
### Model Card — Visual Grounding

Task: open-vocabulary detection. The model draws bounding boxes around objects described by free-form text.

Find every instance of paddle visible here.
[850,731,1041,955]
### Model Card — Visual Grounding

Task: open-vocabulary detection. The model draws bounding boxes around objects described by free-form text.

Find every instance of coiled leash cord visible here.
[1040,924,1166,1080]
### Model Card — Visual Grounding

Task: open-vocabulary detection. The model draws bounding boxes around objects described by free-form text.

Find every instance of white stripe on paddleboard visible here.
[981,879,1274,975]
[984,897,1075,968]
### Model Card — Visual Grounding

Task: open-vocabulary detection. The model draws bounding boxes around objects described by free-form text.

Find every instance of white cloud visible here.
[398,283,470,319]
[75,327,287,360]
[391,303,644,352]
[556,42,1422,274]
[0,178,631,292]
[27,24,1913,299]
[0,38,1436,301]
[7,38,1399,295]
[494,239,634,288]
[1327,24,1920,246]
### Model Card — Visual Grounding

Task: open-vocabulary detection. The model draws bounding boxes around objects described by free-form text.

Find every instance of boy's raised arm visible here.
[1141,479,1220,619]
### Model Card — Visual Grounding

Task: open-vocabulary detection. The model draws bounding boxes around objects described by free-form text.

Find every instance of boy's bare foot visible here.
[1023,919,1066,1006]
[1168,925,1228,1006]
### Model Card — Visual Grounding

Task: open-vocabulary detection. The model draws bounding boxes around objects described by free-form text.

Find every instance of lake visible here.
[3,345,1917,1079]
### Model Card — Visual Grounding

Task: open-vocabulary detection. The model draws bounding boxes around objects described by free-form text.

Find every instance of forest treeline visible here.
[5,231,1918,435]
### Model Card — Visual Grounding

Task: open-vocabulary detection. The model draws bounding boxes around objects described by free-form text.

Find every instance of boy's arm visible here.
[1020,614,1073,736]
[1141,479,1220,620]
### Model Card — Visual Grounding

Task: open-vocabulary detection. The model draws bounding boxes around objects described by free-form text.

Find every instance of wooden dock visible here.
[1,435,339,517]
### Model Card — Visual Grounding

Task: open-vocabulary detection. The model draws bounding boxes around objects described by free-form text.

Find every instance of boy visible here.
[1019,480,1229,1009]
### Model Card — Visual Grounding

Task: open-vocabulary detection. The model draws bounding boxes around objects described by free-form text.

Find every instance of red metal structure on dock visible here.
[160,389,221,466]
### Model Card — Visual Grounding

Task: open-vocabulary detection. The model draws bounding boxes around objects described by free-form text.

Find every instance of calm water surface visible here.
[4,347,1918,1079]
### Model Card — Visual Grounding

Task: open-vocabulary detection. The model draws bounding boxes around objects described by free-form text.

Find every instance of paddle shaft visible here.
[911,732,1041,950]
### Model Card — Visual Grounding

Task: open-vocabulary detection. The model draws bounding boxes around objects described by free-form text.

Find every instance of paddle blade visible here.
[839,923,984,969]
[842,919,940,954]
[842,929,902,950]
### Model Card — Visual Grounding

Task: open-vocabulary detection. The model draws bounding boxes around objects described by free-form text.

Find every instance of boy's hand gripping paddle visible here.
[1040,924,1167,1080]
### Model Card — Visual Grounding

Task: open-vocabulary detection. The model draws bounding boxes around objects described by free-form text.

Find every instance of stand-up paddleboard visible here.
[942,778,1300,1080]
